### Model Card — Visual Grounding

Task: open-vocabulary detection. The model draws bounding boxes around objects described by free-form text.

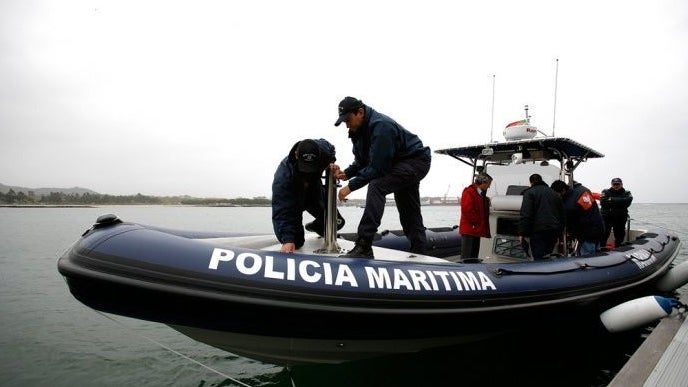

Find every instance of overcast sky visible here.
[2,0,687,203]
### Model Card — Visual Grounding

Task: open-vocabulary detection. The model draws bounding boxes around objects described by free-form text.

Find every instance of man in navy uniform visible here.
[600,177,633,248]
[272,139,344,253]
[331,97,431,259]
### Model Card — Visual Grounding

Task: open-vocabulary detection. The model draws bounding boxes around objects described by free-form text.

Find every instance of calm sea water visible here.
[1,204,686,386]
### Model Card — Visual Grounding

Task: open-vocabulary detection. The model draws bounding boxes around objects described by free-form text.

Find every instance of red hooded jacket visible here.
[459,184,491,237]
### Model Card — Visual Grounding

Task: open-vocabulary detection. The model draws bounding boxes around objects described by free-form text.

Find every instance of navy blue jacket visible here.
[343,106,431,191]
[563,183,605,243]
[271,139,336,246]
[600,187,633,219]
[518,182,564,237]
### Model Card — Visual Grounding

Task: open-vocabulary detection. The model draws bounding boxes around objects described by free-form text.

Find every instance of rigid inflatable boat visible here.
[58,217,683,365]
[58,110,687,365]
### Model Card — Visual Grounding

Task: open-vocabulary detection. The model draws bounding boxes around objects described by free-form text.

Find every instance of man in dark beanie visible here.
[272,138,344,253]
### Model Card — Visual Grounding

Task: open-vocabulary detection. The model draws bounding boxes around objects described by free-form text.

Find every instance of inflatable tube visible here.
[600,295,676,333]
[57,215,682,364]
[656,260,688,292]
[338,227,461,258]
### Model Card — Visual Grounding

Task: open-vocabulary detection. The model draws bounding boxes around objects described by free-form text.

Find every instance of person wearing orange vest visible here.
[551,180,605,255]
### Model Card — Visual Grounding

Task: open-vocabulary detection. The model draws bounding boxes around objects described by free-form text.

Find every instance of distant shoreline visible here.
[0,205,97,208]
[0,203,680,209]
[0,204,272,208]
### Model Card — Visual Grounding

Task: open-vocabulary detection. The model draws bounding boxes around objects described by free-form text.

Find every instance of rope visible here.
[94,310,253,387]
[287,366,297,387]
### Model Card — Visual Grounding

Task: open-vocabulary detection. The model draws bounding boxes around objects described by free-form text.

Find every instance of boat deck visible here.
[199,234,454,264]
[609,291,688,386]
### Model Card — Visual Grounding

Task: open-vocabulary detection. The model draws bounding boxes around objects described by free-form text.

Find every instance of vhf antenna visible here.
[489,74,496,143]
[552,58,559,137]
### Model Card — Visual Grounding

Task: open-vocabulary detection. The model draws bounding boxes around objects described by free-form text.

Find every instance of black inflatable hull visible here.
[58,218,682,364]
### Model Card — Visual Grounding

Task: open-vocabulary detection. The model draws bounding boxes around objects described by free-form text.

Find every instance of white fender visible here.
[656,260,688,292]
[600,295,675,333]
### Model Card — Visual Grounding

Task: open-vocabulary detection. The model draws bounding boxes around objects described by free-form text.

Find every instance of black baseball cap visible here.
[334,96,364,126]
[296,140,322,174]
[611,177,623,185]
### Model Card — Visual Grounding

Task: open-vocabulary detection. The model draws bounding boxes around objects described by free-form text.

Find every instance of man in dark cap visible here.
[331,96,431,258]
[600,177,633,248]
[272,138,345,253]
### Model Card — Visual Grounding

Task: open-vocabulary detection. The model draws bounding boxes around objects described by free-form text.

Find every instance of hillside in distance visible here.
[0,182,99,196]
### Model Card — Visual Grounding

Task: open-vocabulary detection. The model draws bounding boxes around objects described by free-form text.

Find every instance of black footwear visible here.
[305,221,324,237]
[306,214,345,237]
[340,239,374,259]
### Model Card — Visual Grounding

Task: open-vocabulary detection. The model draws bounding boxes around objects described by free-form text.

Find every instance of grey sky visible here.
[2,0,687,202]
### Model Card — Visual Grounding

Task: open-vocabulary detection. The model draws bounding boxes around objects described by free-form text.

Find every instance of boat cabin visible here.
[436,136,638,262]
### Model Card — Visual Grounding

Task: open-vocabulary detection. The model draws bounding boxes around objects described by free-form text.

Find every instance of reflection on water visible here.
[287,325,651,387]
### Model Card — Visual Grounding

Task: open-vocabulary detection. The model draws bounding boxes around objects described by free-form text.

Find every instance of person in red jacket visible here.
[459,173,493,260]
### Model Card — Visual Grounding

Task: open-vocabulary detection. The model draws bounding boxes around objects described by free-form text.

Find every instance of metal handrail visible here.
[316,169,341,253]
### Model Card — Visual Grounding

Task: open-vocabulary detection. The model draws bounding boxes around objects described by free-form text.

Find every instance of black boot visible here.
[306,214,345,237]
[305,221,324,237]
[340,238,374,259]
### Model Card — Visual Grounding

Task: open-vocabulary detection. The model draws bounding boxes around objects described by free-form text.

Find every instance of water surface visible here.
[1,204,685,386]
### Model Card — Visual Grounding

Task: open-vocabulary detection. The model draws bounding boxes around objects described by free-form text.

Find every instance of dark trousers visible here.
[461,235,481,259]
[603,215,627,248]
[358,156,431,254]
[529,229,559,260]
[289,187,327,248]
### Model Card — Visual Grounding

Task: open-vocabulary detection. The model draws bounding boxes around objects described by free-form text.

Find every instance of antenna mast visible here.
[489,74,496,143]
[552,58,559,137]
